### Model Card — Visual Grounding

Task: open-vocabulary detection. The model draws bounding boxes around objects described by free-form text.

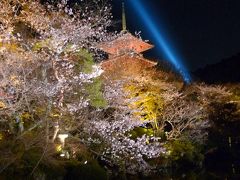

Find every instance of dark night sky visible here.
[111,0,240,71]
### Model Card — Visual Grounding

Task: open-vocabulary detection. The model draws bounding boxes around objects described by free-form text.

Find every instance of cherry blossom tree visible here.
[0,0,112,174]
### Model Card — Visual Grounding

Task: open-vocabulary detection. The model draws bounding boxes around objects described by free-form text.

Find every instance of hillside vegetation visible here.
[0,0,240,179]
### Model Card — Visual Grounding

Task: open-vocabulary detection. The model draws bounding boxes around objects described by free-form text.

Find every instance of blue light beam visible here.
[129,0,191,83]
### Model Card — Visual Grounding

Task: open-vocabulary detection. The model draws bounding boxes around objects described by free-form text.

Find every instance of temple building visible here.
[98,3,157,78]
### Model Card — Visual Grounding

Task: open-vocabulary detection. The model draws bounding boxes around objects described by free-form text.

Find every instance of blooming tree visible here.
[0,1,112,174]
[82,80,166,174]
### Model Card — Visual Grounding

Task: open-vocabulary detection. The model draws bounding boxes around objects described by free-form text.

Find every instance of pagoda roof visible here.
[100,54,157,69]
[98,32,154,55]
[99,54,157,78]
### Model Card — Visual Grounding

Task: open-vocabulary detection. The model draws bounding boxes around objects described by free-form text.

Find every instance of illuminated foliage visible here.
[0,133,3,141]
[125,82,164,129]
[165,140,204,165]
[74,49,95,73]
[86,77,107,108]
[0,101,6,109]
[128,126,154,139]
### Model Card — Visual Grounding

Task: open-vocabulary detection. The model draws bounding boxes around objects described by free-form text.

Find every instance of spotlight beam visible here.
[129,0,191,83]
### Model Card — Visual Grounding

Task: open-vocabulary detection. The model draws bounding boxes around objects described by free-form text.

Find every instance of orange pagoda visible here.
[98,3,157,77]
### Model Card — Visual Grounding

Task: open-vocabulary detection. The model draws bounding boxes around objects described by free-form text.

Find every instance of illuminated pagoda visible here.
[98,3,157,77]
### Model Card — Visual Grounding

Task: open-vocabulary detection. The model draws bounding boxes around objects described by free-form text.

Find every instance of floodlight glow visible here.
[129,0,191,83]
[58,133,68,147]
[60,153,65,157]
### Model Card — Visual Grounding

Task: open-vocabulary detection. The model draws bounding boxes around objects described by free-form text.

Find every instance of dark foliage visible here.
[194,53,240,83]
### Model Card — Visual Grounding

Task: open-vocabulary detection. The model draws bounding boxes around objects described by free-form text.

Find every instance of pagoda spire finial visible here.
[122,2,127,32]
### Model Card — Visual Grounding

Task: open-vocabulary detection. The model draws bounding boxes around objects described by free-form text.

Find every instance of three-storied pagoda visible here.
[98,3,157,77]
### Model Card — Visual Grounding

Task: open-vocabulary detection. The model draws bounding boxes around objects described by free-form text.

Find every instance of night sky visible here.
[111,0,240,71]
